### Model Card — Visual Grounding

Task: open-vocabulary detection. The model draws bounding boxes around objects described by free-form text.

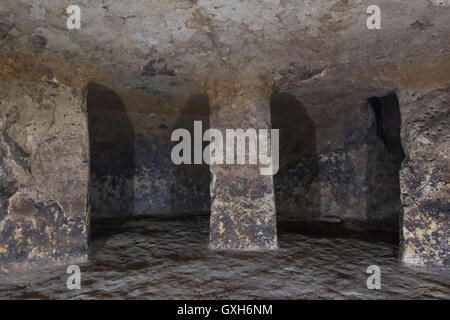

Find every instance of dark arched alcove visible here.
[87,83,136,219]
[86,85,212,256]
[270,92,321,222]
[272,92,405,248]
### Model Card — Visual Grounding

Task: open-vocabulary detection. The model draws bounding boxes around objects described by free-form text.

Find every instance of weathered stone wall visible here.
[0,81,89,270]
[272,93,404,232]
[87,85,211,219]
[398,88,449,266]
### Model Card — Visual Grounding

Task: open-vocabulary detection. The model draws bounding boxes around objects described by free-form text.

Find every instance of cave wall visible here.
[398,88,449,266]
[0,81,89,270]
[132,112,211,217]
[273,93,404,231]
[88,86,211,219]
[0,80,446,268]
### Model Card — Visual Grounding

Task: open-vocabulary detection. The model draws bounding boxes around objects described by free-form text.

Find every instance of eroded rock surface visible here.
[0,0,448,267]
[0,82,89,270]
[398,88,450,266]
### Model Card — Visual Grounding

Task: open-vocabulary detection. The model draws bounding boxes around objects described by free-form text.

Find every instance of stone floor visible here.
[0,215,448,299]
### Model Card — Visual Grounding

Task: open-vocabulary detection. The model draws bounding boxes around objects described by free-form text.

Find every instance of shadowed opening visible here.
[272,92,405,248]
[366,93,405,245]
[86,84,212,256]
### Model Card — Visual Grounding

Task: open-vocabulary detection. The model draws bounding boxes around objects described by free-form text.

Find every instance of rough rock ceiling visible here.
[1,0,450,101]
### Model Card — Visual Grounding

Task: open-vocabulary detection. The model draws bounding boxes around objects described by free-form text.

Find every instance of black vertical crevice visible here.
[368,96,388,148]
[368,94,405,162]
[366,93,406,240]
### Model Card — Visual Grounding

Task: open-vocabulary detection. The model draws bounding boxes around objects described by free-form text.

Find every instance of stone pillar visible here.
[206,80,278,250]
[398,88,449,266]
[0,81,89,270]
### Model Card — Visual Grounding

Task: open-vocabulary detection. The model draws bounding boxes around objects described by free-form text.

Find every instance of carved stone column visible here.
[206,80,278,250]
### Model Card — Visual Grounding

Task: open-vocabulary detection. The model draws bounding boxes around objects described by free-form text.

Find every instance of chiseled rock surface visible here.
[0,0,449,266]
[398,88,450,266]
[0,82,89,271]
[207,81,278,250]
[1,1,450,94]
